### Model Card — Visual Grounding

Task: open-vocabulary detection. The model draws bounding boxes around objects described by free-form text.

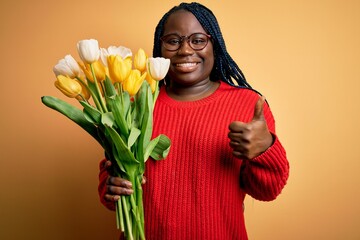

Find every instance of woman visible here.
[99,2,289,239]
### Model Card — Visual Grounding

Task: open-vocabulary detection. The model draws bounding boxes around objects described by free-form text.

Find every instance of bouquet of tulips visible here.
[42,39,171,240]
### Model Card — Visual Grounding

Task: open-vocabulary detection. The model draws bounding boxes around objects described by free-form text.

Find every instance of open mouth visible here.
[173,62,199,72]
[175,62,197,67]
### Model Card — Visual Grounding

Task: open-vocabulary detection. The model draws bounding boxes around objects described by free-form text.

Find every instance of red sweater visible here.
[99,82,289,239]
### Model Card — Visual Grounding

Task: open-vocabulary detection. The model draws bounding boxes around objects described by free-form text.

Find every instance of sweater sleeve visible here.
[98,159,116,211]
[239,102,290,201]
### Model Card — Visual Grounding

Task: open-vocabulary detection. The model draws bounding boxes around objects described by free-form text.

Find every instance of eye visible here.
[190,34,207,45]
[167,38,181,45]
[191,38,206,45]
[163,35,181,45]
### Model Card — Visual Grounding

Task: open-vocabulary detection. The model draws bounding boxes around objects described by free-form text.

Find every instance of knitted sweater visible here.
[98,81,289,240]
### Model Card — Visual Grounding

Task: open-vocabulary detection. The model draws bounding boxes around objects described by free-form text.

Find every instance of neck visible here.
[166,80,220,101]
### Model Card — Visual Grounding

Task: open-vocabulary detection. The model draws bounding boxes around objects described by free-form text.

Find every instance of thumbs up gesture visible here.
[228,96,274,159]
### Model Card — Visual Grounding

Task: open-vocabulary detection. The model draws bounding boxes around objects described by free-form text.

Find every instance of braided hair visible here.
[153,2,252,89]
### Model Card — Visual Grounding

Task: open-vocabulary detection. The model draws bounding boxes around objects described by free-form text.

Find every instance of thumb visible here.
[252,96,266,121]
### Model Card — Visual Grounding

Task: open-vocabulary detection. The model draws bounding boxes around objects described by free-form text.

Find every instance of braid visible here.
[153,2,252,89]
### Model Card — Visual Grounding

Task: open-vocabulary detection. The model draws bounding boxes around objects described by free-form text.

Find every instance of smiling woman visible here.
[99,2,289,240]
[2,0,360,239]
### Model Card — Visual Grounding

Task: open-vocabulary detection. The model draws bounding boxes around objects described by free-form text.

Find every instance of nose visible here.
[177,39,194,55]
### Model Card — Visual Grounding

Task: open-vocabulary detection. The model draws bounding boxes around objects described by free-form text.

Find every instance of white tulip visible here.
[100,46,132,66]
[53,54,81,78]
[146,57,170,81]
[77,39,100,64]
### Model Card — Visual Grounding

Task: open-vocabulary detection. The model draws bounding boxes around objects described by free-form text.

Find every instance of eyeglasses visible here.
[160,32,211,51]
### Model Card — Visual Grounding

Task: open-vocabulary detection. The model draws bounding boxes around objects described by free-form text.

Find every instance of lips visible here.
[173,62,199,72]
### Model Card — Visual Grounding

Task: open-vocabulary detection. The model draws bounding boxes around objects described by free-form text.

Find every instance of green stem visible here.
[121,195,134,240]
[136,176,145,228]
[90,63,108,112]
[76,94,88,103]
[134,177,145,240]
[76,76,103,112]
[119,83,125,111]
[116,199,125,232]
[115,82,121,95]
[153,81,159,104]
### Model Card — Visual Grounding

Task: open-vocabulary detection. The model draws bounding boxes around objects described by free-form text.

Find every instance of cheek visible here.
[161,47,171,59]
[204,51,215,71]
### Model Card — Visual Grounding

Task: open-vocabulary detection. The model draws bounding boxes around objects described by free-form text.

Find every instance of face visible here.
[161,10,214,87]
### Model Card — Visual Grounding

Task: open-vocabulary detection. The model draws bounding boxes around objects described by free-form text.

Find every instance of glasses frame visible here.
[160,32,212,51]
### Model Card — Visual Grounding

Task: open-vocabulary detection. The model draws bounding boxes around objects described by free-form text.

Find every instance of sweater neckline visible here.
[158,81,230,108]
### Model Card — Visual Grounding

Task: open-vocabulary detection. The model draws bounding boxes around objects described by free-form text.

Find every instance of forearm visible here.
[98,159,116,211]
[240,135,289,201]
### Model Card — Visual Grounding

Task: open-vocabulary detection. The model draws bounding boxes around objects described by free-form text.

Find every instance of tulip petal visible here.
[146,57,170,81]
[77,39,100,64]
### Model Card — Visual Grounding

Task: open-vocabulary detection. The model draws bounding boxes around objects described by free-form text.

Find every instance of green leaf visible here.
[101,112,115,127]
[153,81,160,103]
[122,91,131,117]
[87,80,101,100]
[41,96,101,145]
[103,76,117,98]
[80,101,102,124]
[135,85,153,171]
[104,125,139,176]
[134,82,148,129]
[139,86,154,153]
[107,95,129,137]
[128,127,141,148]
[149,134,171,161]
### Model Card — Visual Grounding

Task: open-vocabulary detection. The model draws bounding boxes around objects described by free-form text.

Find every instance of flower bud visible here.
[134,48,147,72]
[92,60,107,82]
[78,61,106,82]
[54,75,82,98]
[75,80,91,101]
[100,46,132,66]
[77,39,100,64]
[146,57,170,81]
[107,55,132,83]
[123,69,147,96]
[53,55,82,78]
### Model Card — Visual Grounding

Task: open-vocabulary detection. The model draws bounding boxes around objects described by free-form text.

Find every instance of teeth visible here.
[176,63,196,67]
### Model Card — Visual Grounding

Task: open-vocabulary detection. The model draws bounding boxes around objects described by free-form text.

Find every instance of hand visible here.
[103,161,146,202]
[228,96,273,159]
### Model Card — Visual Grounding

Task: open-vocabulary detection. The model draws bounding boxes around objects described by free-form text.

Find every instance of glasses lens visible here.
[161,33,210,51]
[189,33,209,50]
[161,34,182,51]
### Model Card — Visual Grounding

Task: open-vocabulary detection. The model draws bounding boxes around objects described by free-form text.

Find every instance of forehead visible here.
[163,10,206,35]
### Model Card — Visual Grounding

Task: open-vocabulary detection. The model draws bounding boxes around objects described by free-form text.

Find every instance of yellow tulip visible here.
[75,79,91,101]
[134,48,147,72]
[100,46,132,66]
[92,60,107,82]
[78,60,106,82]
[123,69,147,96]
[107,55,132,83]
[145,72,157,93]
[54,75,82,98]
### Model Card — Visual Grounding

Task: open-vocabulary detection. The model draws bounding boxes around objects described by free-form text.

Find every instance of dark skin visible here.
[161,10,218,101]
[104,10,273,202]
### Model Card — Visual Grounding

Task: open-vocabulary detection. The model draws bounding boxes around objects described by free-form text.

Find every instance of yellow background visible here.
[1,0,359,239]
